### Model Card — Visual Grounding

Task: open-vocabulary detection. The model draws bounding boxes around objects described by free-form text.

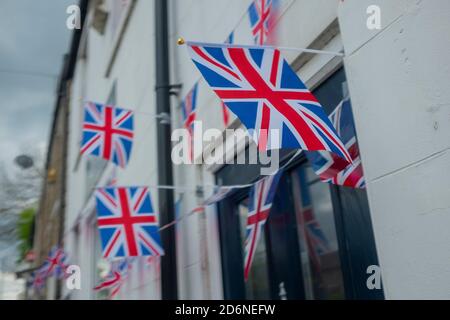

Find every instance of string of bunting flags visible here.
[70,0,366,288]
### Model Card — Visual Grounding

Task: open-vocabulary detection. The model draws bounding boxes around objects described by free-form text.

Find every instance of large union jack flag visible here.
[181,83,198,161]
[40,246,68,279]
[95,187,164,258]
[244,171,282,280]
[186,43,352,163]
[248,0,276,45]
[307,98,365,188]
[81,102,134,168]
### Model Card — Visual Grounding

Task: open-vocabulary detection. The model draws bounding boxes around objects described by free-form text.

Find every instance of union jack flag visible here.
[181,83,198,161]
[40,246,68,279]
[94,187,164,258]
[30,269,46,291]
[186,43,352,163]
[248,0,276,45]
[81,102,134,168]
[94,258,132,299]
[94,271,122,292]
[244,171,282,280]
[307,98,365,188]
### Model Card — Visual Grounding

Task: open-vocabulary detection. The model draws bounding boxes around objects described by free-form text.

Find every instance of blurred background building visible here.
[28,0,450,300]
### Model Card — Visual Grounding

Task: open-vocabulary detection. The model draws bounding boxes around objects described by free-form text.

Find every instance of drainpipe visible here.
[55,0,88,299]
[155,0,178,300]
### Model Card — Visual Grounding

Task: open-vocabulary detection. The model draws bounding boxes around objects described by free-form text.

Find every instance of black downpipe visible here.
[154,0,178,300]
[56,0,88,300]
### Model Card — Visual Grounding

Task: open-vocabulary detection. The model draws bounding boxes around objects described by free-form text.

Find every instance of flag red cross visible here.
[45,250,64,276]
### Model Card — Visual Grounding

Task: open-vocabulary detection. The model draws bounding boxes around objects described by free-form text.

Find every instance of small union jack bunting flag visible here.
[94,258,132,299]
[186,43,352,164]
[30,269,46,291]
[307,98,365,188]
[244,171,282,280]
[95,187,164,258]
[248,0,279,45]
[81,102,134,168]
[94,270,122,292]
[181,83,199,161]
[40,246,68,279]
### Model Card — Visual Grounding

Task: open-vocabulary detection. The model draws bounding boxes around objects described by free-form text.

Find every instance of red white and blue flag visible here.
[181,83,199,161]
[40,246,68,279]
[30,269,46,291]
[81,102,134,168]
[94,258,133,299]
[95,187,164,258]
[244,171,282,280]
[307,98,365,188]
[186,43,352,163]
[248,0,278,45]
[94,271,122,292]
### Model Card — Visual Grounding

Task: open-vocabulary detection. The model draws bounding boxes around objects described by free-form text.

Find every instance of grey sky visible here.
[0,0,75,277]
[0,0,75,169]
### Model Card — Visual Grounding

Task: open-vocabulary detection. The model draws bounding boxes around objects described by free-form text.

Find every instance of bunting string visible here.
[183,40,344,56]
[68,148,302,241]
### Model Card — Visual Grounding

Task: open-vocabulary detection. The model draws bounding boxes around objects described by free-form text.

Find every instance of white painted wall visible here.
[64,0,162,299]
[339,0,450,299]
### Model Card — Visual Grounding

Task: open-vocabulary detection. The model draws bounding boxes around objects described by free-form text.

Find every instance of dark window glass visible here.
[237,198,270,299]
[291,165,345,299]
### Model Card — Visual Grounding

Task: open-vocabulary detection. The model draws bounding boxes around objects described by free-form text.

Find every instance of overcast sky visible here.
[0,0,75,286]
[0,0,74,170]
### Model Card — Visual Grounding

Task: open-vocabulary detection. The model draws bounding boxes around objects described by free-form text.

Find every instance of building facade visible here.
[38,0,450,300]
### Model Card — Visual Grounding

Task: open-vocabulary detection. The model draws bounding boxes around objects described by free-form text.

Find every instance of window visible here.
[291,165,345,299]
[216,67,383,300]
[237,198,270,299]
